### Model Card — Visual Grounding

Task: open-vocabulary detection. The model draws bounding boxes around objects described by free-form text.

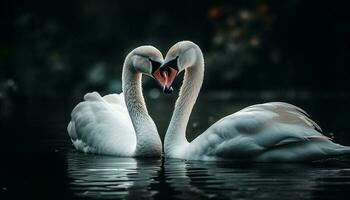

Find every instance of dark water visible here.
[65,151,350,200]
[1,93,350,199]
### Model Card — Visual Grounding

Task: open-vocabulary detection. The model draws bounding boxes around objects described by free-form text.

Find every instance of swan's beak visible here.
[152,57,179,94]
[152,67,178,94]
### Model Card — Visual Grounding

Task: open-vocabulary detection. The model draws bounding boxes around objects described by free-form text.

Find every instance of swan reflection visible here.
[66,151,161,199]
[164,159,350,200]
[67,151,350,199]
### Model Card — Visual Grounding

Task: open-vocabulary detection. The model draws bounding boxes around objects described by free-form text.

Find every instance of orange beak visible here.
[152,67,178,94]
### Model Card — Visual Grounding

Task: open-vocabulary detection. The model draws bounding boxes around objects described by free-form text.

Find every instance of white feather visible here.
[164,41,350,162]
[68,92,136,156]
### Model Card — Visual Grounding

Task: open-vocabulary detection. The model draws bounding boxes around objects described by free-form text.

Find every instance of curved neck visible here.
[122,53,161,157]
[164,47,204,156]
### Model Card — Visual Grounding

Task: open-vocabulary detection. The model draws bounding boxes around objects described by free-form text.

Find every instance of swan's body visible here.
[170,102,350,162]
[68,46,163,157]
[161,41,350,162]
[68,92,137,156]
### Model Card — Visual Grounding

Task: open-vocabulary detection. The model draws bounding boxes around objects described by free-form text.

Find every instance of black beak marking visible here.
[160,56,179,71]
[149,58,161,76]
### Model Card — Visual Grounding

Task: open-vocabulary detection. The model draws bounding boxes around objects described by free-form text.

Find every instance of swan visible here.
[158,41,350,162]
[67,46,166,157]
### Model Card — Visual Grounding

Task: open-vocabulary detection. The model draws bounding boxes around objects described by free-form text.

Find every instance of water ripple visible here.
[66,151,350,200]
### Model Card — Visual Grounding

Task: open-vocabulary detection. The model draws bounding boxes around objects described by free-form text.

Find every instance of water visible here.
[66,151,350,200]
[1,92,350,199]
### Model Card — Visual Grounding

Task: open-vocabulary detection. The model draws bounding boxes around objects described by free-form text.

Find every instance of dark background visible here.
[1,0,350,95]
[1,1,350,199]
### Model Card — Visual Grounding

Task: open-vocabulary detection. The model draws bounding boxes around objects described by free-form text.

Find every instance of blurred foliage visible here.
[0,0,349,104]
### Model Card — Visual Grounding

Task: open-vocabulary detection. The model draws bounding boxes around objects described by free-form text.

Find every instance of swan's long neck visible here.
[122,54,161,157]
[164,47,204,156]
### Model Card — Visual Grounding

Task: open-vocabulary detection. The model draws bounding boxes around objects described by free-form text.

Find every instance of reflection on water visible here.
[67,151,350,200]
[66,151,161,199]
[165,160,350,200]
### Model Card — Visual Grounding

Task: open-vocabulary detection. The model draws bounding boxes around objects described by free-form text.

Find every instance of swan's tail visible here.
[307,140,350,162]
[84,91,125,105]
[84,92,103,101]
[68,91,102,141]
[67,121,77,140]
[328,144,350,157]
[308,136,350,158]
[255,138,350,162]
[312,144,350,163]
[67,120,92,153]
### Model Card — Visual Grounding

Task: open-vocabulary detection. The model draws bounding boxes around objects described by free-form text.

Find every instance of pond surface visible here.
[66,151,350,200]
[1,92,350,199]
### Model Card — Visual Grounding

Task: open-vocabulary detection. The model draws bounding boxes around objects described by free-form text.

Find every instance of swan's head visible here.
[158,41,199,94]
[131,45,163,78]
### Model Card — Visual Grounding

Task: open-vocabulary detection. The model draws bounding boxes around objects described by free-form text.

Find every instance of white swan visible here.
[67,46,165,157]
[158,41,350,162]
